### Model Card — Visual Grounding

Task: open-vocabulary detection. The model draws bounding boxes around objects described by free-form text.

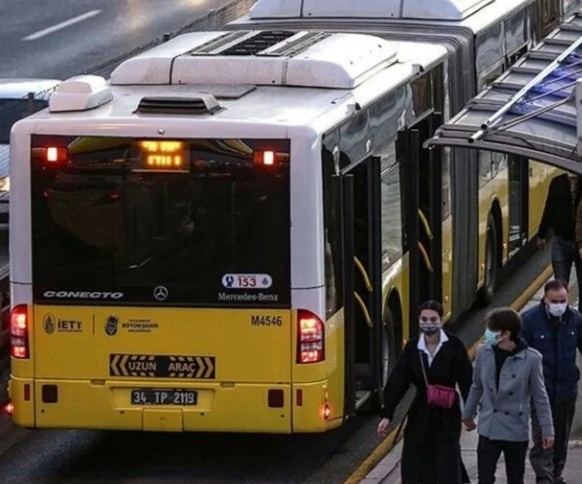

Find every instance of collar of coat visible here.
[481,338,528,359]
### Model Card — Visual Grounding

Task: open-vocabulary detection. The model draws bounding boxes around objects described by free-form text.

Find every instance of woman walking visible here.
[377,300,473,484]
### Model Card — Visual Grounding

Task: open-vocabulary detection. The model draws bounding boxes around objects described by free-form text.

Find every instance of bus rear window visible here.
[30,136,291,307]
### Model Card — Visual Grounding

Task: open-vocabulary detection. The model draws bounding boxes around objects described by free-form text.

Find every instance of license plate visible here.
[131,389,198,406]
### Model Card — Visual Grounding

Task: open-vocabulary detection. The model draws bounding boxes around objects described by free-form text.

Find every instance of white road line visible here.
[23,10,101,41]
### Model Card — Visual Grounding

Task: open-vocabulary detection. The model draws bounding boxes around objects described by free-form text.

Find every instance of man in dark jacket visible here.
[521,279,582,484]
[537,172,582,312]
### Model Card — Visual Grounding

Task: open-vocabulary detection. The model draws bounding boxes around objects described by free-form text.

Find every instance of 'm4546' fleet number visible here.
[251,315,283,327]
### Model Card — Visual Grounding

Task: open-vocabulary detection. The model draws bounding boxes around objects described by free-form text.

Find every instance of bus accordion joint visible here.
[353,292,373,328]
[353,256,373,292]
[417,242,434,273]
[297,310,325,364]
[10,305,29,359]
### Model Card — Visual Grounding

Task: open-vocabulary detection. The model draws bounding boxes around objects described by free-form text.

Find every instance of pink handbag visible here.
[419,351,456,409]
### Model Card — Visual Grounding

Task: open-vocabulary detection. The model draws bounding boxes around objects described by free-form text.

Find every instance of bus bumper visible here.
[10,377,341,433]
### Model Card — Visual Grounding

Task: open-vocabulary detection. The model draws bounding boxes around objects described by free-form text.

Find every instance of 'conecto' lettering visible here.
[43,291,124,299]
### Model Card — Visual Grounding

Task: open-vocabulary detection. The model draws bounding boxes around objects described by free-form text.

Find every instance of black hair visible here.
[485,307,521,342]
[544,278,569,294]
[418,300,443,318]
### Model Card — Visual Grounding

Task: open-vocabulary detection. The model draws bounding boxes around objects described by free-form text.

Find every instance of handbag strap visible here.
[419,350,430,386]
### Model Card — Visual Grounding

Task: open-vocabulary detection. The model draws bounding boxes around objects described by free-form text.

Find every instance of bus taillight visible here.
[45,146,68,164]
[297,310,325,364]
[10,305,29,359]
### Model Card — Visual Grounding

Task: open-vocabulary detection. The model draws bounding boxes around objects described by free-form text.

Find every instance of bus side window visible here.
[504,8,528,67]
[538,0,561,37]
[379,142,404,270]
[322,139,344,319]
[475,23,504,91]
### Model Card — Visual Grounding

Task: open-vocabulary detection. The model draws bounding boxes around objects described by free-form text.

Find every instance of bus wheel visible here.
[376,308,397,409]
[477,213,499,306]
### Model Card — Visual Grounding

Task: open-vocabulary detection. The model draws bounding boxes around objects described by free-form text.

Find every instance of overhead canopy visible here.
[426,11,582,174]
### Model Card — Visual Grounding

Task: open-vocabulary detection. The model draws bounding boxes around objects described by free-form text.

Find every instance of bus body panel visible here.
[381,254,409,340]
[441,213,454,321]
[32,306,292,382]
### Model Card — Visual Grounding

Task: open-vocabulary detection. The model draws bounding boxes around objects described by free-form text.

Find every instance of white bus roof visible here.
[110,31,400,89]
[35,31,446,136]
[249,0,493,21]
[233,0,534,35]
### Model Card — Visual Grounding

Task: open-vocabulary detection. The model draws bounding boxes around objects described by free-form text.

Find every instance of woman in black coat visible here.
[377,300,473,484]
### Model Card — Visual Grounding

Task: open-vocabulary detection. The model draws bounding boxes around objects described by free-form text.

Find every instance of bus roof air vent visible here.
[176,31,398,89]
[49,75,112,113]
[188,30,330,58]
[189,30,297,56]
[135,94,221,115]
[111,31,399,89]
[248,0,494,21]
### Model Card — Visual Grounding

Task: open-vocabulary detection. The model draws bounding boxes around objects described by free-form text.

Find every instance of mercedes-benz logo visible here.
[153,285,169,301]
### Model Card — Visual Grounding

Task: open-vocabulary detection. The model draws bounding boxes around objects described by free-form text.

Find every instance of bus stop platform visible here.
[370,282,582,484]
[377,405,582,484]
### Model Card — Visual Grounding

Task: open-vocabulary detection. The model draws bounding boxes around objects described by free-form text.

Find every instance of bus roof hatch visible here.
[110,30,399,89]
[426,11,582,175]
[249,0,493,21]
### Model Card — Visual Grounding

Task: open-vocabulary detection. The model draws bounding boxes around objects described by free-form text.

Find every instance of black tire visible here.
[477,213,499,306]
[374,308,397,410]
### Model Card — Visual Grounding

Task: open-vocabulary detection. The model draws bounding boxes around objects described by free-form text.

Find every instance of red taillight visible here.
[297,310,325,364]
[252,150,287,167]
[10,305,29,359]
[45,146,68,164]
[1,401,13,415]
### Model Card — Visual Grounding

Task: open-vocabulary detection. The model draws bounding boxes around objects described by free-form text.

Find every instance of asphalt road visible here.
[0,0,246,80]
[0,243,552,484]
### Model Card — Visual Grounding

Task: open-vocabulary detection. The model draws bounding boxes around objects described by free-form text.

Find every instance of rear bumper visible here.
[10,377,341,433]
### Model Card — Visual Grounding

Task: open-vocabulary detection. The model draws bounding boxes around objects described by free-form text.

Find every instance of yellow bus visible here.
[6,7,577,432]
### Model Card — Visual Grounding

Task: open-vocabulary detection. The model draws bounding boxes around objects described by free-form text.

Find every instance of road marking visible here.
[344,264,554,484]
[23,10,101,41]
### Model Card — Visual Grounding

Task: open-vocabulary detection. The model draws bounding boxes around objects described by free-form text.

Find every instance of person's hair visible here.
[484,307,521,342]
[418,300,443,318]
[544,278,569,294]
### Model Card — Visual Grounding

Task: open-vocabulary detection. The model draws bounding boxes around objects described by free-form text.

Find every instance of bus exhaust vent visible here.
[135,94,221,115]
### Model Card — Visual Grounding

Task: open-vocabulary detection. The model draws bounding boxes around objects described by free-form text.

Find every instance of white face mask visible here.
[548,303,567,317]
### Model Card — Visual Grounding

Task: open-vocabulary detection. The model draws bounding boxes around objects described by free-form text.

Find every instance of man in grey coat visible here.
[463,308,554,484]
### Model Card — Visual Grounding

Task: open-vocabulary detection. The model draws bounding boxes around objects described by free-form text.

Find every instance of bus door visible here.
[508,156,529,257]
[398,113,443,332]
[336,154,383,413]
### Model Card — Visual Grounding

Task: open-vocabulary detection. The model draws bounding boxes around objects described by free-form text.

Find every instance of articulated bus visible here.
[229,0,580,319]
[6,12,578,433]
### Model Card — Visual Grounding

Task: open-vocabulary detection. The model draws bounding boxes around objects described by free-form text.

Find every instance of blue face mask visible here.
[484,328,500,346]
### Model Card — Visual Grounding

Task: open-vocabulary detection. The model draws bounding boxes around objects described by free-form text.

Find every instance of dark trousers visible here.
[531,398,577,483]
[477,436,528,484]
[551,236,582,312]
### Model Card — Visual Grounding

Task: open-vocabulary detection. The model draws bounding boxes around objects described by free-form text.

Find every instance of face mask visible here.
[419,320,441,335]
[548,303,567,317]
[484,328,501,346]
